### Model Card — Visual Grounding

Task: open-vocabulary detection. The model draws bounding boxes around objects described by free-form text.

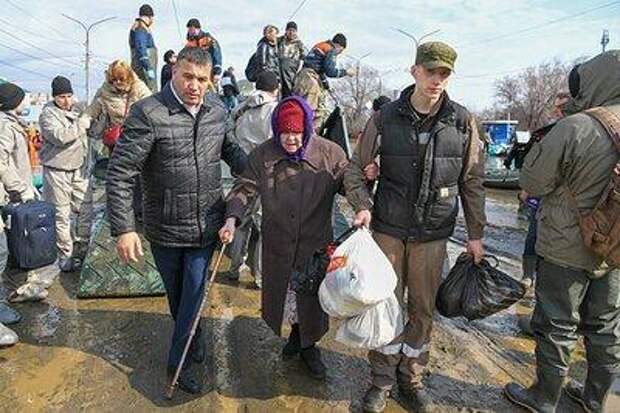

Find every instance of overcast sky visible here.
[0,0,617,110]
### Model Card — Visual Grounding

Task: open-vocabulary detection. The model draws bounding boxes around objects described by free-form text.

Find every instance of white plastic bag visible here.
[336,293,404,349]
[319,228,397,318]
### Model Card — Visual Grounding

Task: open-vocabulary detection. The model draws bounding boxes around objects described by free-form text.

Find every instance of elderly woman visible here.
[219,96,348,379]
[77,60,151,248]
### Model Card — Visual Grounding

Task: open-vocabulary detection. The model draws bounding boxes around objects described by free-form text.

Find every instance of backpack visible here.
[245,53,258,82]
[569,107,620,268]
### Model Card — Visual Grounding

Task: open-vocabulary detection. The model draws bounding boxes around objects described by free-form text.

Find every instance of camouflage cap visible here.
[415,41,457,71]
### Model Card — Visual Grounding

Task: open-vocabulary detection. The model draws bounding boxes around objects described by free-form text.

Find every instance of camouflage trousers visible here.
[293,68,329,131]
[42,166,88,259]
[369,232,448,390]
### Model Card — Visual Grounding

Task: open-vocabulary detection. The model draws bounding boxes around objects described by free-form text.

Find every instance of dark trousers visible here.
[532,259,620,407]
[151,242,216,370]
[523,206,539,280]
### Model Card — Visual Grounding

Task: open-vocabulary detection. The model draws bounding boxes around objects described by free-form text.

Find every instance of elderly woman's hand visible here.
[219,217,236,244]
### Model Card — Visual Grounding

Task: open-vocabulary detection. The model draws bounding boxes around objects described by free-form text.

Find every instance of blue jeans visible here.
[151,242,216,370]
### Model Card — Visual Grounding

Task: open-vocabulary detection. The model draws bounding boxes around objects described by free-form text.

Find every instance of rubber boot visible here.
[300,344,326,380]
[565,366,617,413]
[504,369,563,413]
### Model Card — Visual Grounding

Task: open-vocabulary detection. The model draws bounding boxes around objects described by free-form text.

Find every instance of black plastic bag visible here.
[436,253,526,320]
[290,226,359,296]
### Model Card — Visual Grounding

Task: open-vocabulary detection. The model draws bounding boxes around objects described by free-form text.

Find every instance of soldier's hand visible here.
[117,232,144,264]
[354,209,372,228]
[219,218,236,244]
[363,162,379,181]
[466,239,485,265]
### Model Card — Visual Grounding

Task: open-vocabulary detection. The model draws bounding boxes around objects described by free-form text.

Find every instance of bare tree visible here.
[331,63,384,136]
[485,58,586,131]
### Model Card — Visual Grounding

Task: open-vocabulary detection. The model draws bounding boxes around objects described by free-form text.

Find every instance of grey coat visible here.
[38,101,87,171]
[106,84,247,247]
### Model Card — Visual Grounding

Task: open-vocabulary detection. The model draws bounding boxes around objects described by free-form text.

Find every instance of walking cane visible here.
[165,243,228,399]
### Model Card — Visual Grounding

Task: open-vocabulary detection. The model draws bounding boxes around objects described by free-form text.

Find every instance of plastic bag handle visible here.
[334,226,360,245]
[482,254,500,268]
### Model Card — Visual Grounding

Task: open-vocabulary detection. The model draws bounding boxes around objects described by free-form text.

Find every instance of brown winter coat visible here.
[226,136,348,346]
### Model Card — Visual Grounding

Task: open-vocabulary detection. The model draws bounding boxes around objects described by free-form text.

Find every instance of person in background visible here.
[161,50,176,90]
[129,4,158,92]
[38,76,88,272]
[78,60,151,248]
[294,33,356,131]
[256,25,281,85]
[0,83,49,304]
[185,18,223,83]
[277,21,306,97]
[221,66,240,111]
[224,71,280,288]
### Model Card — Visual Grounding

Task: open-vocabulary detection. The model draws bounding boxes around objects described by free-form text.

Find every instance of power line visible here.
[0,16,76,46]
[459,0,620,49]
[288,0,310,21]
[0,60,50,79]
[170,0,183,40]
[0,27,81,69]
[3,0,80,44]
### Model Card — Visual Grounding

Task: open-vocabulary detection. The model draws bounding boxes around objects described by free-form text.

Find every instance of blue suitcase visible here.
[2,201,57,269]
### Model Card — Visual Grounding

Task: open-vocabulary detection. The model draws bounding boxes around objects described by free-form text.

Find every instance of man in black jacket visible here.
[106,47,246,395]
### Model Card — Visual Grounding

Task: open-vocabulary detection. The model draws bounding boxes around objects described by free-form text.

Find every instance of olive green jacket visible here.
[520,51,620,272]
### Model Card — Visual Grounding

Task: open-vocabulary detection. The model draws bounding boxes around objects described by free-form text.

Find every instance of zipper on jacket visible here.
[193,111,205,244]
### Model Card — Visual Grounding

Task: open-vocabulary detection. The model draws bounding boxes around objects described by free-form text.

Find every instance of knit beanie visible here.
[52,76,73,97]
[0,82,25,112]
[139,4,154,17]
[276,100,305,133]
[332,33,347,48]
[256,71,279,92]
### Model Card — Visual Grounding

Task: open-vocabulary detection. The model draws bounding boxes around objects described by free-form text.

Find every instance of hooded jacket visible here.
[129,19,157,74]
[520,50,620,272]
[256,37,281,80]
[38,101,87,171]
[0,112,35,205]
[231,89,278,155]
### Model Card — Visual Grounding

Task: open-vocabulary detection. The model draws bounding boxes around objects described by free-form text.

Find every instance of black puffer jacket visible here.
[106,84,247,247]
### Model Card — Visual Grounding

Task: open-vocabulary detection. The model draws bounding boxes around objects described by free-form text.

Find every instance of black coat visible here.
[106,83,247,247]
[160,63,173,90]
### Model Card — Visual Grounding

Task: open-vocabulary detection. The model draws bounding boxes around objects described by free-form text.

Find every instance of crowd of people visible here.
[0,4,619,413]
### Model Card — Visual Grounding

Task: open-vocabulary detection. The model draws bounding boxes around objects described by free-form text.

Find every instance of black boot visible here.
[362,385,390,413]
[0,302,21,325]
[565,365,616,413]
[282,323,300,359]
[300,344,326,380]
[167,366,202,395]
[504,369,563,413]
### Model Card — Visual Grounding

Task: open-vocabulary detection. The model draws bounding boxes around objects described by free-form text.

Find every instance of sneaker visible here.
[362,385,390,413]
[9,283,48,303]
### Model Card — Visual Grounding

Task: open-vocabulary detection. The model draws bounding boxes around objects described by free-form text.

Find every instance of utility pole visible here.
[392,28,441,61]
[601,29,610,53]
[63,14,116,102]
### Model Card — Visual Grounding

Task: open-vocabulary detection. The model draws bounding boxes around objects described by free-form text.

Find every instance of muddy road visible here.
[0,189,618,412]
